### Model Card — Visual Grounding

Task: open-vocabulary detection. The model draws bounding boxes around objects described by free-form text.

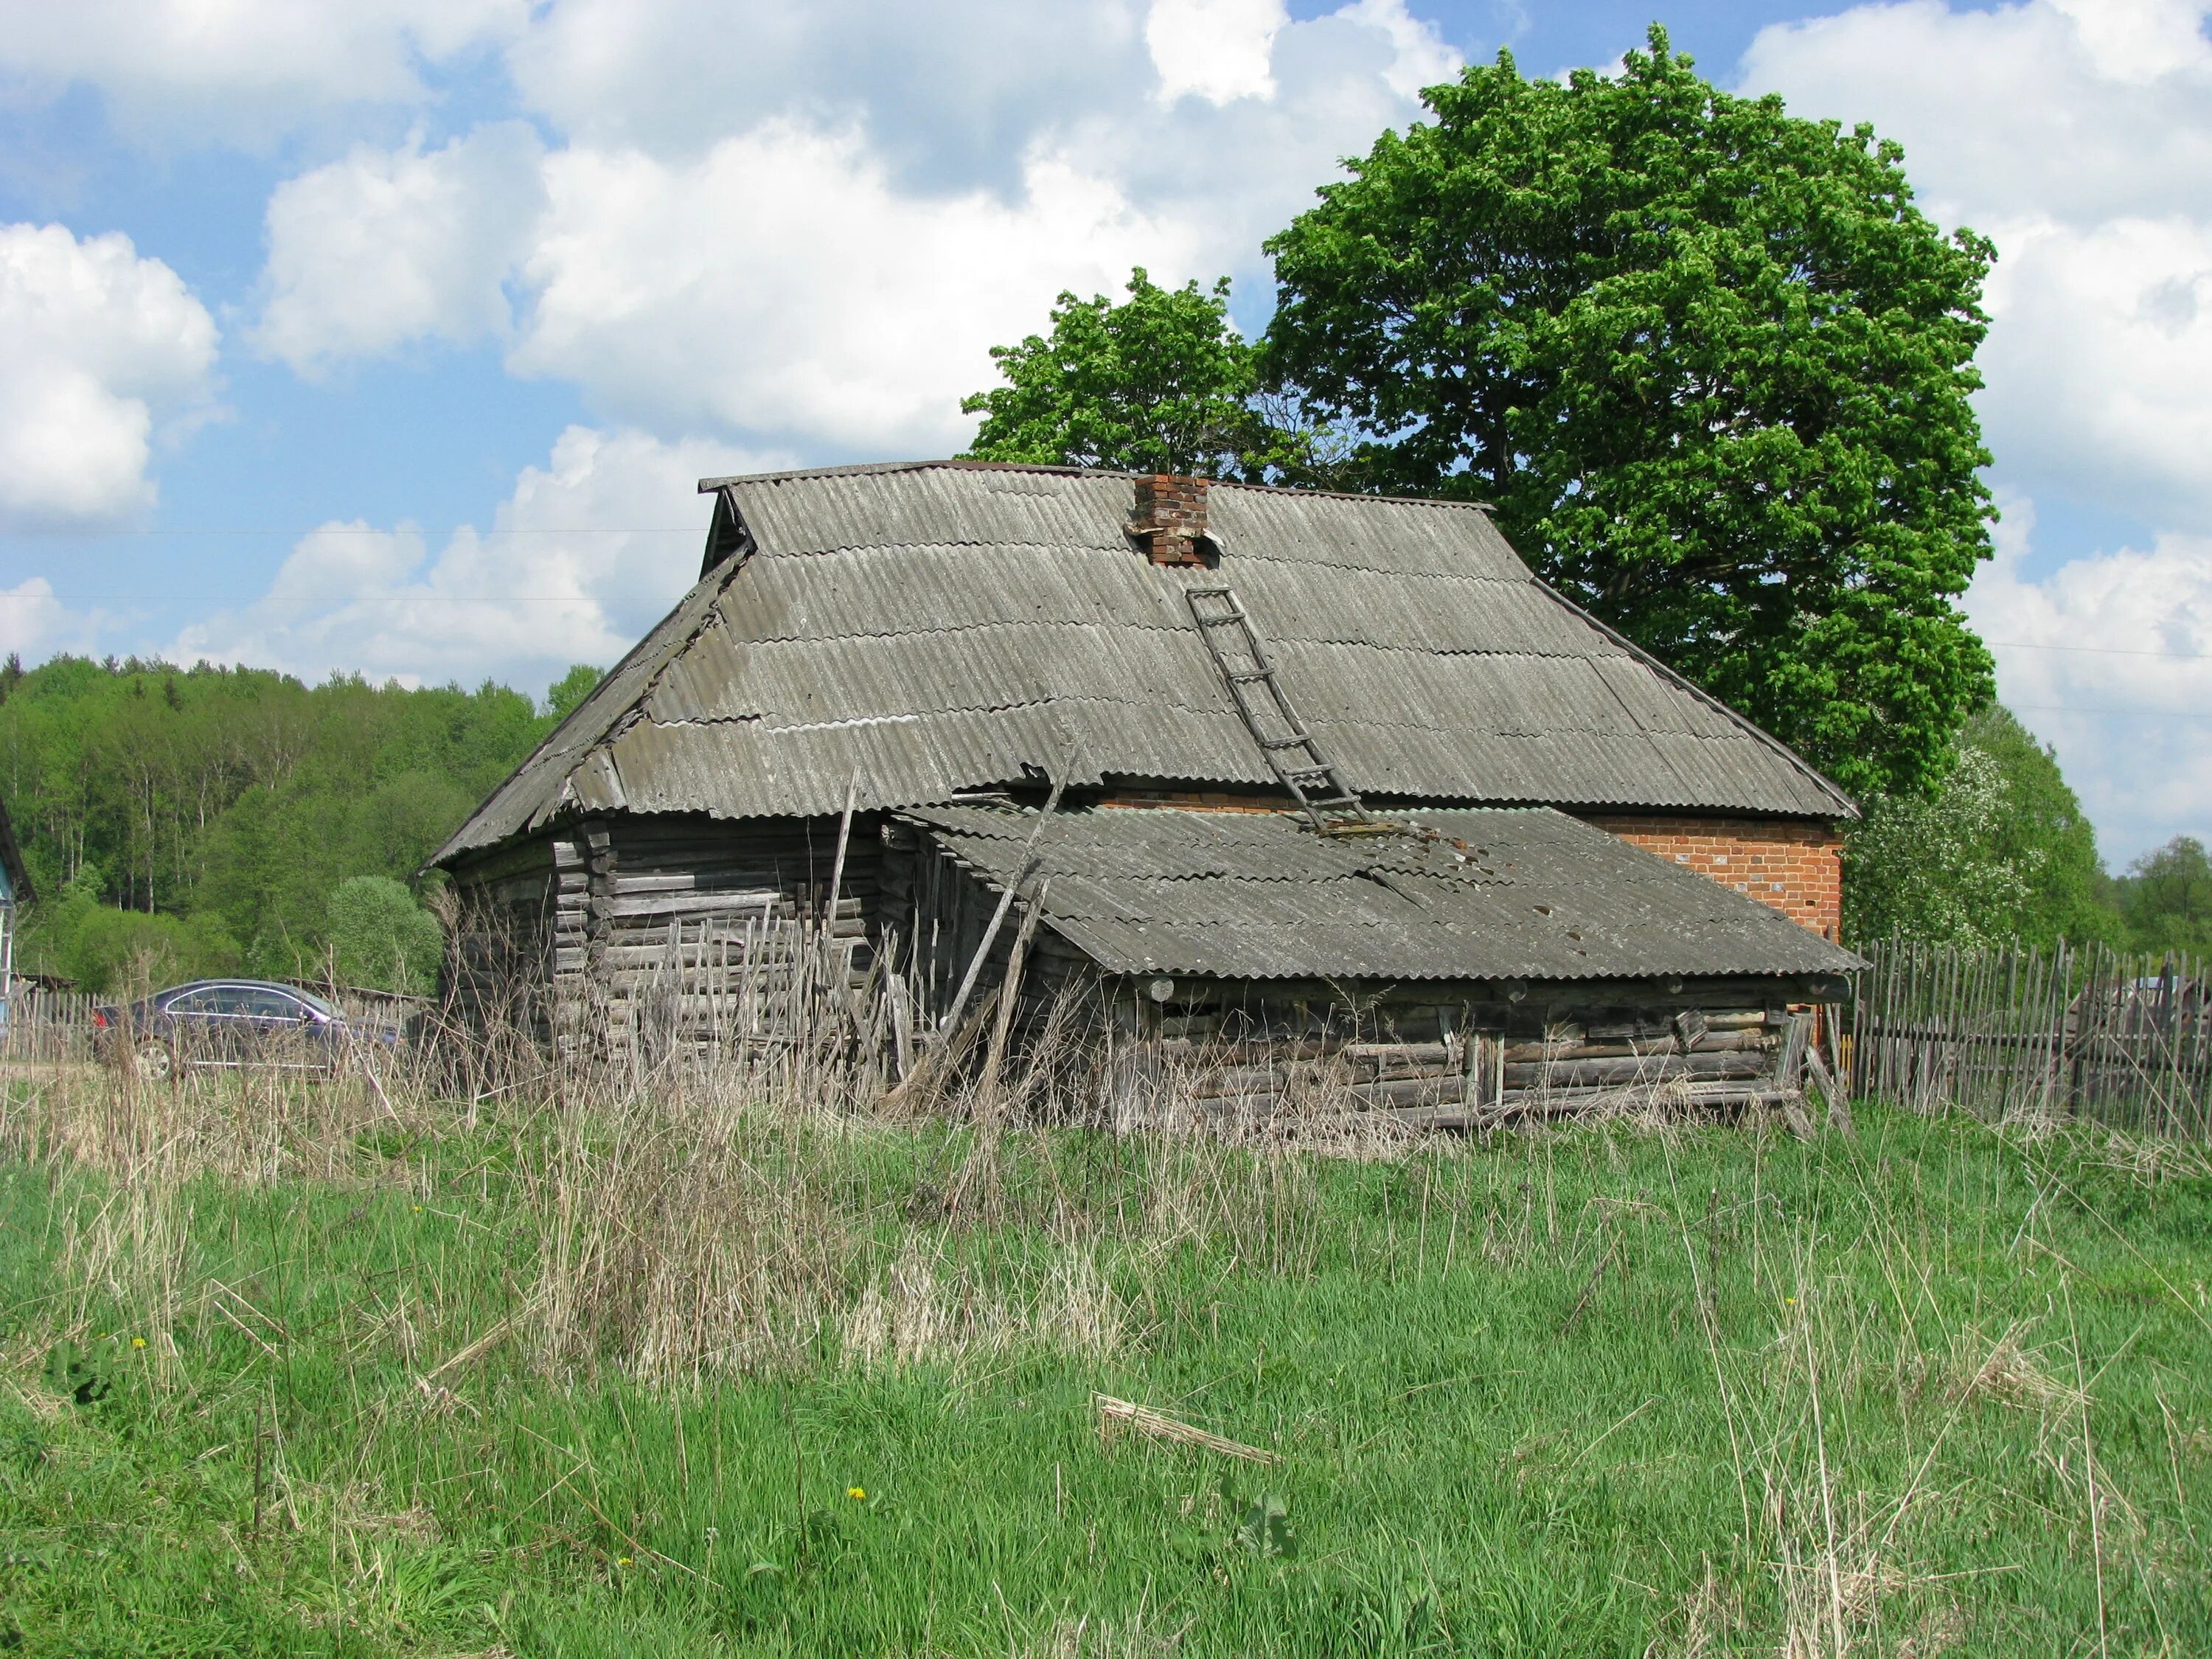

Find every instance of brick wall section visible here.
[1579,815,1844,942]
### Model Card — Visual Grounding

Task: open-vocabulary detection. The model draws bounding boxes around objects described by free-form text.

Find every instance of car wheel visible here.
[135,1040,174,1084]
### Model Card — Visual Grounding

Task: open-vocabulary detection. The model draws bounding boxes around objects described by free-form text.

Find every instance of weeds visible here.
[0,1040,2205,1655]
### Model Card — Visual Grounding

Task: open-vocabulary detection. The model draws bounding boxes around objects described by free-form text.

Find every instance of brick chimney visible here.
[1130,474,1211,566]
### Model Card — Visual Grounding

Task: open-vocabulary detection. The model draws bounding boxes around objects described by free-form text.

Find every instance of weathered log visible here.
[1503,1051,1768,1089]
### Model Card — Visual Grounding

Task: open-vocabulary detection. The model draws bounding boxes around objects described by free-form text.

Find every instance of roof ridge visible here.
[697,457,1494,511]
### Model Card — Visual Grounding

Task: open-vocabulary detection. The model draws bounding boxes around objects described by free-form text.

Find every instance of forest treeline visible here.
[0,655,599,994]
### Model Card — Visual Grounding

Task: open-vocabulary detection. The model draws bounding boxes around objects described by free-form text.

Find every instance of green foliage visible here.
[1262,27,1996,798]
[327,875,444,995]
[1843,748,2031,947]
[17,862,240,995]
[1844,705,2124,948]
[544,664,605,723]
[0,656,556,986]
[2115,836,2212,956]
[40,1339,111,1408]
[1957,706,2120,946]
[961,268,1321,480]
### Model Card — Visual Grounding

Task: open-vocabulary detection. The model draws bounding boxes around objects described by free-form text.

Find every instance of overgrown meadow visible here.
[1,1055,2207,1656]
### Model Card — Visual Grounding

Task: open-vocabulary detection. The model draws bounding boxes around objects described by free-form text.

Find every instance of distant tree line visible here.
[0,655,599,995]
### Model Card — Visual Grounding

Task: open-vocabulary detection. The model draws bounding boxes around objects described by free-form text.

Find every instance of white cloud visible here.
[1968,494,2212,863]
[235,0,1456,442]
[0,577,92,664]
[1148,0,1287,105]
[1330,0,1458,97]
[2050,0,2212,82]
[0,223,218,528]
[1740,2,2212,229]
[509,126,1208,455]
[509,0,1144,175]
[502,1,1452,453]
[1976,213,2212,522]
[254,123,548,374]
[173,427,774,690]
[0,0,529,143]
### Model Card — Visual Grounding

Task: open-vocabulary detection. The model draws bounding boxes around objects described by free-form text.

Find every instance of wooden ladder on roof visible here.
[1185,586,1391,837]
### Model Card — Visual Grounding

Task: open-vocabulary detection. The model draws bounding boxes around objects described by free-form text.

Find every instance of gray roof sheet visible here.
[908,803,1863,984]
[435,461,1852,866]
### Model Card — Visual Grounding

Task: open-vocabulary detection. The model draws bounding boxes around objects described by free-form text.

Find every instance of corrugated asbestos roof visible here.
[907,803,1864,984]
[434,461,1853,865]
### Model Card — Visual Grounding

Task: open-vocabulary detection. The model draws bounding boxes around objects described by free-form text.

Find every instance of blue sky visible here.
[0,1,2207,865]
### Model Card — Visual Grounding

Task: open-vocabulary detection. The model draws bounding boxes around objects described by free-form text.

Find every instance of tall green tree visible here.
[1956,706,2117,946]
[961,268,1320,479]
[1262,28,1996,798]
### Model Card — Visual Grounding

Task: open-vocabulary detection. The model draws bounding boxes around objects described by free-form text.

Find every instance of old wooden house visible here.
[432,462,1862,1121]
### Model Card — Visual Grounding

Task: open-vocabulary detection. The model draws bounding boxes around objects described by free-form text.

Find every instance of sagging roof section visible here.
[434,461,1853,866]
[908,803,1864,984]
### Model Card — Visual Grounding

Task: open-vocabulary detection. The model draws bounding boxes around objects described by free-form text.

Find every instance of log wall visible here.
[448,811,880,1064]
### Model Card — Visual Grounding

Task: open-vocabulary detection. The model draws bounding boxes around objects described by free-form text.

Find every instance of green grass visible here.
[1,1079,2208,1656]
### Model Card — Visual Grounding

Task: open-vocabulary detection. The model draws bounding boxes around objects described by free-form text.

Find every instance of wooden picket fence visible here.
[1,986,97,1062]
[1851,939,2212,1139]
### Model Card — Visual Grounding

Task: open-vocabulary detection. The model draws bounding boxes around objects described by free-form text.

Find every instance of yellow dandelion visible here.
[132,1338,147,1349]
[413,1205,422,1213]
[617,1556,633,1567]
[1784,1296,1797,1306]
[847,1486,866,1501]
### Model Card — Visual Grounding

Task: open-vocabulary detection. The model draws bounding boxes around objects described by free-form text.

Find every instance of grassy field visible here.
[1,1062,2208,1657]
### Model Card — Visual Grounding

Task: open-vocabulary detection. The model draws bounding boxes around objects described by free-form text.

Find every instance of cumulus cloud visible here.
[509,0,1141,187]
[1967,495,2212,861]
[0,223,218,527]
[509,128,1208,455]
[172,427,775,690]
[0,577,96,664]
[1147,0,1287,105]
[1741,1,2212,227]
[1975,213,2212,524]
[254,123,548,374]
[262,1,1456,453]
[0,0,529,143]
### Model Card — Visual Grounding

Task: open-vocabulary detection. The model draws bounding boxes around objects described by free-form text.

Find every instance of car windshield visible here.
[288,987,341,1018]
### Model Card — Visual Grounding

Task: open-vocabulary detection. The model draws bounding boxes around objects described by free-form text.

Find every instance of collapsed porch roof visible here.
[905,802,1863,986]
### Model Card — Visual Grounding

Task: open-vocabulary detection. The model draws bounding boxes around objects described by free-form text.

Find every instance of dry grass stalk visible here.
[1094,1394,1279,1464]
[841,1241,1125,1370]
[1950,1322,2087,1414]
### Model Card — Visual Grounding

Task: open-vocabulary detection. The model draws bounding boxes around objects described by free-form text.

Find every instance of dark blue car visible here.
[91,980,395,1081]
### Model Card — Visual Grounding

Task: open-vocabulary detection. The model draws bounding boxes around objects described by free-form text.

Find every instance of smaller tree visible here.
[327,875,444,995]
[545,664,604,724]
[962,268,1320,480]
[16,862,240,994]
[1843,748,2034,947]
[2118,837,2212,956]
